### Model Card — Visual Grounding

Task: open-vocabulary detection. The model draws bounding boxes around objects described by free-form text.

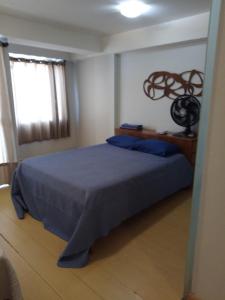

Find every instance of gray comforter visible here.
[12,144,193,268]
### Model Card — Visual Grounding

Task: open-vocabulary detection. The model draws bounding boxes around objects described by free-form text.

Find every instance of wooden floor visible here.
[0,187,192,300]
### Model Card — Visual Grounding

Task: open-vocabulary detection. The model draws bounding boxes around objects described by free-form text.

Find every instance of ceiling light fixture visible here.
[118,0,151,18]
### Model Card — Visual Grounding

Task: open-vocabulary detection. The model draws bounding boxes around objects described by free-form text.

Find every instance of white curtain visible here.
[10,60,70,145]
[0,46,17,185]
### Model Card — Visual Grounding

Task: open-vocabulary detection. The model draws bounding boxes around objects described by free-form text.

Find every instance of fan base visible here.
[173,131,197,138]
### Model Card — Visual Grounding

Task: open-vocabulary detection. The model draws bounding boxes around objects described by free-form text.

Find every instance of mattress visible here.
[12,144,193,268]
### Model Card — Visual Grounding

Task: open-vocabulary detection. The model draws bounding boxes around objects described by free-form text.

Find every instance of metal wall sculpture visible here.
[143,69,204,100]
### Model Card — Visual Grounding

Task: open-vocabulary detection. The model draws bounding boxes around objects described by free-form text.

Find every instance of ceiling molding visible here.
[0,13,102,54]
[0,11,210,58]
[102,12,210,54]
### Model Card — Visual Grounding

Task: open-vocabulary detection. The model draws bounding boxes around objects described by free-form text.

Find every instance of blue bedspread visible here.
[11,144,193,268]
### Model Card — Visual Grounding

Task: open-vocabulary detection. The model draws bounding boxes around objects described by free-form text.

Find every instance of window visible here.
[10,54,70,144]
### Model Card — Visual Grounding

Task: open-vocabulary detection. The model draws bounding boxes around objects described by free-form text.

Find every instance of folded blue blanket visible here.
[120,123,143,130]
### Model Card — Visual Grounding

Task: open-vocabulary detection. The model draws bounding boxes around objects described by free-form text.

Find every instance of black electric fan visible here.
[170,94,201,137]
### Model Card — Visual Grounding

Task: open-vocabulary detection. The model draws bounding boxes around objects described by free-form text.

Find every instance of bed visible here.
[11,142,193,268]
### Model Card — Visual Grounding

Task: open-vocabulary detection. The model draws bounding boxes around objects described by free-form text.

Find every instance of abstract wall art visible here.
[143,69,204,100]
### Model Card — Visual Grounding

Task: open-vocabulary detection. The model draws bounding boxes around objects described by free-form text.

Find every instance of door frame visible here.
[183,0,223,298]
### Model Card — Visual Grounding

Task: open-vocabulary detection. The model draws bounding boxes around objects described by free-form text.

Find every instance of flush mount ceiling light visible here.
[118,0,151,18]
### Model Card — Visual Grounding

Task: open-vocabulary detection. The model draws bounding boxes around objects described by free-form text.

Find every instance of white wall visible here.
[6,45,78,160]
[119,41,207,132]
[10,41,208,156]
[2,11,209,151]
[76,55,115,147]
[76,42,207,146]
[6,14,208,154]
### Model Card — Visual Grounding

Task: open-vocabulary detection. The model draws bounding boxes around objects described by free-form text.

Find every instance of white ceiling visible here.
[0,0,211,35]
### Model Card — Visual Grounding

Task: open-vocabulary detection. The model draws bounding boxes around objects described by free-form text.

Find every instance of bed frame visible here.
[115,128,197,165]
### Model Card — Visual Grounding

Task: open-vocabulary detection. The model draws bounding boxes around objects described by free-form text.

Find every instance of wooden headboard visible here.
[115,128,197,165]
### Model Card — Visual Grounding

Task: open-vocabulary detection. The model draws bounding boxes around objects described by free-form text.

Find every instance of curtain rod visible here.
[9,56,65,65]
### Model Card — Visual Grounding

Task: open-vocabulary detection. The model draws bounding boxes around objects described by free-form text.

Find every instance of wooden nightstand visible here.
[115,128,197,166]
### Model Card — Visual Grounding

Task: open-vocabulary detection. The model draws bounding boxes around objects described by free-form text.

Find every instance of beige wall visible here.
[192,1,225,299]
[119,42,207,133]
[76,55,115,147]
[76,43,207,147]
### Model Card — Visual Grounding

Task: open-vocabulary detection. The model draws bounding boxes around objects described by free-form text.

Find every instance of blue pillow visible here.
[106,135,141,149]
[133,139,180,157]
